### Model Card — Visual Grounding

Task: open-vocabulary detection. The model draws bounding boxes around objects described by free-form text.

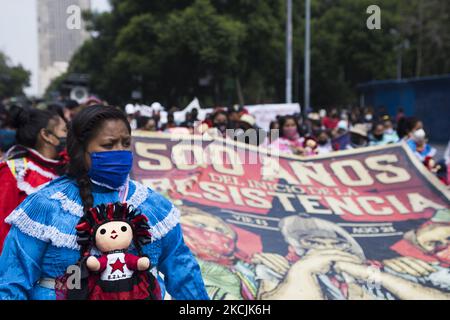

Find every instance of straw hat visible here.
[349,124,368,137]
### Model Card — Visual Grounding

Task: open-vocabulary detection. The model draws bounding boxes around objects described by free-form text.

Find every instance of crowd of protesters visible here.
[120,101,449,185]
[0,94,448,298]
[1,97,449,186]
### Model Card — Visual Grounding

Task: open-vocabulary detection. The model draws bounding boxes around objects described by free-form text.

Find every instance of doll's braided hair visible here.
[75,202,152,257]
[58,203,158,300]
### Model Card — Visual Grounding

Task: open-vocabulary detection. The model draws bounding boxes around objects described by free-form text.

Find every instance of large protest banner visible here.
[131,131,450,300]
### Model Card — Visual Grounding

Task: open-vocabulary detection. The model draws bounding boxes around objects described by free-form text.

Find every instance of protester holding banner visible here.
[0,105,208,300]
[132,130,450,300]
[0,106,67,253]
[269,115,305,155]
[346,124,369,149]
[382,118,400,144]
[211,110,230,138]
[316,130,333,155]
[406,128,436,162]
[369,123,390,146]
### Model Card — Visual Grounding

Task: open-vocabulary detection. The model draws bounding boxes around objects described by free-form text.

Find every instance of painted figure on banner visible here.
[180,205,258,299]
[257,215,450,300]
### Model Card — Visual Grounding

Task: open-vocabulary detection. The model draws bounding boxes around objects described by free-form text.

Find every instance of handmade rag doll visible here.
[303,137,319,156]
[58,202,161,300]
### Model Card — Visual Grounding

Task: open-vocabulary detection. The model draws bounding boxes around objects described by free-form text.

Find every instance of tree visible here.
[0,52,30,99]
[61,0,450,108]
[301,0,400,106]
[68,0,246,107]
[397,0,450,77]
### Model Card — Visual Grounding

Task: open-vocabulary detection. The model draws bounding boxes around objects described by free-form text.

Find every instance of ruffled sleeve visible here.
[0,192,57,299]
[0,226,48,300]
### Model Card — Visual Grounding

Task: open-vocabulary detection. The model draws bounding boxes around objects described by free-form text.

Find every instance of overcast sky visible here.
[0,0,111,96]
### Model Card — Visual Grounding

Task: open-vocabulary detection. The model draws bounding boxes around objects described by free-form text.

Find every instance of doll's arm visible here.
[125,254,150,271]
[97,255,108,272]
[125,253,140,270]
[87,255,107,272]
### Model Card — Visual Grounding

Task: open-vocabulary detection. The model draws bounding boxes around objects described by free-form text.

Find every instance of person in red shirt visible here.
[0,106,68,252]
[322,108,340,130]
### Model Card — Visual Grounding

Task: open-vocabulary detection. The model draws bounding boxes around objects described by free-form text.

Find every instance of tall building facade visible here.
[37,0,90,95]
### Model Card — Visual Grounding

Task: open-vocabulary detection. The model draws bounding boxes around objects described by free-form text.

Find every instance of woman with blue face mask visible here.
[0,105,208,300]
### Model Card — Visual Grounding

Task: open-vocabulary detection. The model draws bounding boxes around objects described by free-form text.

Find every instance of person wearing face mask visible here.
[383,119,400,144]
[363,111,373,123]
[0,107,68,252]
[368,123,389,146]
[407,127,436,161]
[322,108,340,131]
[316,130,333,155]
[0,105,208,300]
[408,118,423,134]
[269,116,304,155]
[361,108,375,132]
[210,110,230,138]
[346,124,369,150]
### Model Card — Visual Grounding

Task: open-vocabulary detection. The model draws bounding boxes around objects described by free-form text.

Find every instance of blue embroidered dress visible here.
[0,176,209,300]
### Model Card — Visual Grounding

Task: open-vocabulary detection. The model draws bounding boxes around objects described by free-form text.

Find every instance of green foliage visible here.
[0,52,30,99]
[61,0,450,108]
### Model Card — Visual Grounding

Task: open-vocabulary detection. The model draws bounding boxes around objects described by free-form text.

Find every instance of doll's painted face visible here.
[306,139,317,148]
[95,221,133,252]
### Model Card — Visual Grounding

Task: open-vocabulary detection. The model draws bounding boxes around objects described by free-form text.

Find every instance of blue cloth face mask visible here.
[88,150,133,189]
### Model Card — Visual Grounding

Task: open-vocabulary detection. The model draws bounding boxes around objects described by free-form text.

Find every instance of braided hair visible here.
[66,105,131,216]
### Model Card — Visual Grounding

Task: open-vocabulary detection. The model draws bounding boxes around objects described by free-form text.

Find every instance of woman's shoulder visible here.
[35,175,78,196]
[128,179,180,241]
[406,138,415,147]
[0,160,13,178]
[7,176,76,215]
[33,176,84,213]
[0,157,25,176]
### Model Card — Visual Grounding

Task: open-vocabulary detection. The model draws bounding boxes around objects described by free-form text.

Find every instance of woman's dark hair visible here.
[396,117,408,139]
[397,116,420,139]
[64,99,79,110]
[278,115,300,138]
[47,103,67,123]
[212,110,229,123]
[372,122,385,133]
[406,117,421,132]
[269,120,279,130]
[9,105,60,149]
[67,105,131,215]
[136,116,151,129]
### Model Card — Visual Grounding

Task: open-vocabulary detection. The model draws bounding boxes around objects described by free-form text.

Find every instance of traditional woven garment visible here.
[0,176,208,300]
[0,147,64,251]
